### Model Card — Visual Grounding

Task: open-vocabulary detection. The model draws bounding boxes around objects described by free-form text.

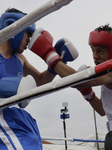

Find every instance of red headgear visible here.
[89,30,112,59]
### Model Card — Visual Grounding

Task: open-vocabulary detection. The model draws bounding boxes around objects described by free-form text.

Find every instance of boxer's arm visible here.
[23,52,77,86]
[89,96,105,116]
[53,63,105,116]
[74,59,112,88]
[19,52,76,87]
[72,64,106,116]
[53,61,76,78]
[23,55,55,86]
[27,28,78,83]
[74,72,112,89]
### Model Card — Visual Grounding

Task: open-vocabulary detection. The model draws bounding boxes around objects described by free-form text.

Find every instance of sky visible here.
[1,0,112,144]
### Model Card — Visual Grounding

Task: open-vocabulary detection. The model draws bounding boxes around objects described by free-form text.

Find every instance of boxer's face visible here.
[16,31,31,53]
[91,45,109,65]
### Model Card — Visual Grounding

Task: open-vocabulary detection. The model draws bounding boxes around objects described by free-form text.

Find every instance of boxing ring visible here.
[0,0,111,149]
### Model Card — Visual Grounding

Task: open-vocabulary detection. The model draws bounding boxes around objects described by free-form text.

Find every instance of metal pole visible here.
[63,113,67,150]
[60,102,69,150]
[93,109,100,150]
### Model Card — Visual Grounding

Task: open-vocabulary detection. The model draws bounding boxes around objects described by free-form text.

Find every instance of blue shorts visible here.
[0,107,42,150]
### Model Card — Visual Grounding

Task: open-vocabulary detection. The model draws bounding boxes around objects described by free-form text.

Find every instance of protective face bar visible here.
[0,0,73,44]
[0,59,112,109]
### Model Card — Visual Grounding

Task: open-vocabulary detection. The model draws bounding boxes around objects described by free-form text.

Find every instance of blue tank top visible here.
[0,53,23,79]
[0,53,43,149]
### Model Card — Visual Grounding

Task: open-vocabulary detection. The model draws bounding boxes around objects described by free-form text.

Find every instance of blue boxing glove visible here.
[55,37,79,63]
[0,76,22,98]
[48,37,79,75]
[0,75,36,108]
[17,75,36,108]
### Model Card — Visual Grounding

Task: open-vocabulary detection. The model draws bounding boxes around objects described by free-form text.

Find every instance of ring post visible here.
[60,102,70,150]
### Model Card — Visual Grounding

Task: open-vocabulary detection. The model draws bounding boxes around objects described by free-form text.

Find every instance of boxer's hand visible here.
[0,75,36,108]
[77,65,95,102]
[0,76,22,98]
[48,37,79,75]
[54,37,79,63]
[78,87,95,101]
[28,27,62,70]
[17,75,36,108]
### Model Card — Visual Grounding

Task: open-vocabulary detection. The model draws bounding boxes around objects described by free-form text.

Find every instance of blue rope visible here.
[73,138,105,143]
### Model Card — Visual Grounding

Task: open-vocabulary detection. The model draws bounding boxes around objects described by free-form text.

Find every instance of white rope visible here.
[0,67,96,109]
[0,58,112,109]
[0,0,73,44]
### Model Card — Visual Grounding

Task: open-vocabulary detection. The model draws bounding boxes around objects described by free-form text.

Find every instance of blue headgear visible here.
[0,12,36,52]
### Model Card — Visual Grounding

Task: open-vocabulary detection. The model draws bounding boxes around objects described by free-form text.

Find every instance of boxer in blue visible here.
[0,8,79,149]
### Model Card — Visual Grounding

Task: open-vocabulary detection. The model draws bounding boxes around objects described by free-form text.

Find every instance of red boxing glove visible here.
[28,27,62,69]
[78,87,95,101]
[77,65,95,102]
